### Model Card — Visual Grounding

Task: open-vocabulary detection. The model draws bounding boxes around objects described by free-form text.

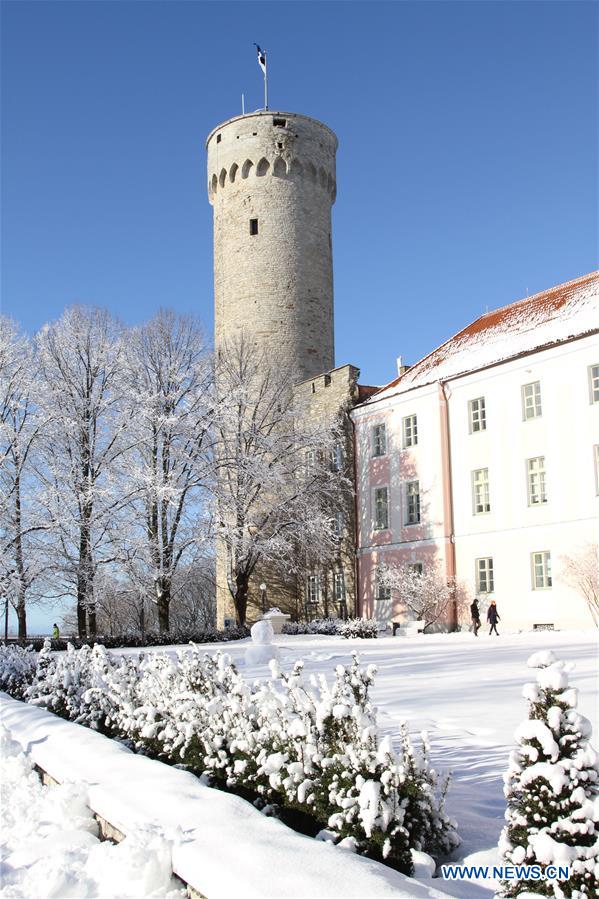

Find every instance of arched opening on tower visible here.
[229,163,239,183]
[211,174,218,194]
[219,168,227,188]
[289,158,303,176]
[306,162,317,183]
[241,159,254,179]
[256,158,270,177]
[273,157,287,178]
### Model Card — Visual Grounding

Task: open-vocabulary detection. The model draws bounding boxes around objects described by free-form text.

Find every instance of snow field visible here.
[0,726,184,899]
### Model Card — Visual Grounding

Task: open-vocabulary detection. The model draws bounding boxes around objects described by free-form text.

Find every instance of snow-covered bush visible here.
[282,618,340,635]
[499,650,599,898]
[0,643,37,698]
[3,642,457,874]
[13,625,250,652]
[338,618,379,639]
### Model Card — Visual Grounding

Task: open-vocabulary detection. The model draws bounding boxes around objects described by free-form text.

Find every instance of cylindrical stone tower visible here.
[206,110,337,382]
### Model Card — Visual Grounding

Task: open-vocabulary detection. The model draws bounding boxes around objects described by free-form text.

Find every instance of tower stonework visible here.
[207,111,337,381]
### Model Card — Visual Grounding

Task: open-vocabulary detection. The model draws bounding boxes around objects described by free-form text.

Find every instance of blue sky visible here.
[1,1,597,632]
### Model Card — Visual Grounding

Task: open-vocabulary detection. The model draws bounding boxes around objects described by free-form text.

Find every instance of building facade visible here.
[352,271,599,631]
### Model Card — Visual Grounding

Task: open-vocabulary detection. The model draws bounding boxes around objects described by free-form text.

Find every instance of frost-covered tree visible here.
[120,311,213,632]
[378,562,460,631]
[213,339,347,626]
[35,307,130,637]
[0,317,47,637]
[559,544,599,628]
[499,650,599,898]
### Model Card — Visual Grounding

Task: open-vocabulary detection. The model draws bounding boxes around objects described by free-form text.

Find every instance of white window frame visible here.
[331,443,343,471]
[374,570,391,601]
[373,485,389,530]
[468,397,486,433]
[475,557,494,594]
[306,574,320,604]
[371,423,387,458]
[472,468,491,515]
[531,551,552,590]
[522,381,542,420]
[527,456,547,505]
[333,510,344,537]
[333,570,345,603]
[589,365,599,404]
[405,480,421,525]
[402,414,418,448]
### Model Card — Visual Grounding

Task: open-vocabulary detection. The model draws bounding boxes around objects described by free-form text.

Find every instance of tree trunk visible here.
[16,603,27,640]
[233,571,249,626]
[88,602,97,636]
[156,579,171,632]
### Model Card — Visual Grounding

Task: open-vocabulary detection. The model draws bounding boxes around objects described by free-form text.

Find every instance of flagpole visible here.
[264,50,268,110]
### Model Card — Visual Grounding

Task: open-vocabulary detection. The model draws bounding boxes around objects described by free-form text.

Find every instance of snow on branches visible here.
[1,642,458,874]
[499,651,599,898]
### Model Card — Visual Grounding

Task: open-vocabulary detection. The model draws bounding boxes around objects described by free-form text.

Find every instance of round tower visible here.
[206,110,337,381]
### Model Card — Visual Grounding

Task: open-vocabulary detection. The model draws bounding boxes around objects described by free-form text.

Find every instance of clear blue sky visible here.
[1,1,597,632]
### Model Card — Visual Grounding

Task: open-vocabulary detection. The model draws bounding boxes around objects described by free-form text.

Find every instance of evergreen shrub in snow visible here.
[1,642,458,873]
[0,644,37,698]
[9,625,250,653]
[282,618,340,636]
[282,618,378,638]
[338,618,379,639]
[499,650,599,898]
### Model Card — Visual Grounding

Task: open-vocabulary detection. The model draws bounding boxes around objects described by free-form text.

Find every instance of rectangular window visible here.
[273,117,287,128]
[475,557,494,593]
[522,381,542,420]
[531,551,552,589]
[371,423,387,457]
[469,397,487,433]
[331,443,343,471]
[405,480,421,525]
[333,511,344,537]
[409,562,423,576]
[589,365,599,404]
[527,456,547,505]
[333,570,345,603]
[472,468,491,514]
[305,448,316,470]
[373,486,389,530]
[249,218,259,235]
[374,571,391,601]
[402,414,418,447]
[306,574,320,604]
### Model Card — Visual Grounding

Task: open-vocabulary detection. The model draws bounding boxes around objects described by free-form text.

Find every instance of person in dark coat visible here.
[487,600,500,635]
[470,599,481,636]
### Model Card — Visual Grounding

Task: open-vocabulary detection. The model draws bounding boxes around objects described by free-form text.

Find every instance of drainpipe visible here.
[350,413,360,619]
[438,381,458,631]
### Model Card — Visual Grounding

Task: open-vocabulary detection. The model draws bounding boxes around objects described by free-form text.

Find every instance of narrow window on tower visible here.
[249,218,258,236]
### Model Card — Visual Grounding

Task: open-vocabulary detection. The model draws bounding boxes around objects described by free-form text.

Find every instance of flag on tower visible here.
[255,44,267,75]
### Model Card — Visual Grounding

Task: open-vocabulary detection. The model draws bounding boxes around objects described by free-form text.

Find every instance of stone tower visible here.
[206,110,337,381]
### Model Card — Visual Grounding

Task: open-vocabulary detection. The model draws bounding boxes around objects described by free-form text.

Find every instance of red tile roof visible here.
[367,270,599,403]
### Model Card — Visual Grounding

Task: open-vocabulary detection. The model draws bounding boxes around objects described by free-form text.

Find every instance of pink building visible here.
[351,271,599,632]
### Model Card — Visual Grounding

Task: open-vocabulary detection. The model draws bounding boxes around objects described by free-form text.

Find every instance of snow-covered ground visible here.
[1,629,596,899]
[0,726,185,899]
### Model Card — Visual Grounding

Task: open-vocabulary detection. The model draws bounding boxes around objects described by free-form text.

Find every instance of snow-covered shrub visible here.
[282,618,340,635]
[338,618,379,639]
[499,650,599,898]
[2,641,457,874]
[15,625,250,652]
[0,643,37,698]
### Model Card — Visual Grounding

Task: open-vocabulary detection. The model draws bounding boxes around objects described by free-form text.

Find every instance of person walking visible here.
[470,599,481,636]
[487,600,500,636]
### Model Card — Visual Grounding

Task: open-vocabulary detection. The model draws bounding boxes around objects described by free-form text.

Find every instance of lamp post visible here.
[259,582,267,614]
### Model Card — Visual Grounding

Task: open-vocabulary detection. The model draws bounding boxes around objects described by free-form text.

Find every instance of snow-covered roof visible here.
[366,270,599,404]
